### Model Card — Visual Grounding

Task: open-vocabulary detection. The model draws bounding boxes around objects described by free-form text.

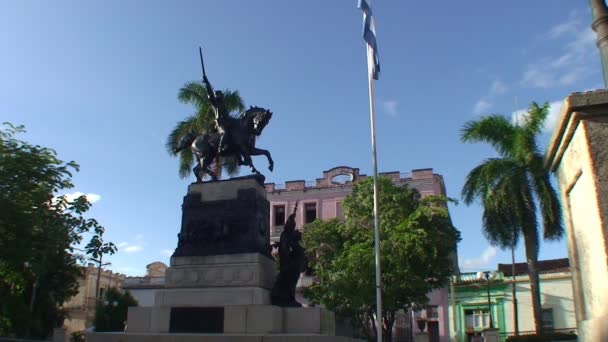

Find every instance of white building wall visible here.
[126,288,157,307]
[501,273,576,333]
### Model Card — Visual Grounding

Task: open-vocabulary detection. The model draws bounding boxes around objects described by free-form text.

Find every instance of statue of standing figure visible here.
[271,203,307,307]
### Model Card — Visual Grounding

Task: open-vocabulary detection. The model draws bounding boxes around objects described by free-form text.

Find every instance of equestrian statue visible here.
[175,48,274,182]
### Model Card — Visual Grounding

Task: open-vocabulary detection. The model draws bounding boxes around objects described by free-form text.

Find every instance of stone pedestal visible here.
[546,89,608,341]
[158,253,276,306]
[166,254,275,289]
[87,176,355,341]
[173,176,271,258]
[123,305,335,335]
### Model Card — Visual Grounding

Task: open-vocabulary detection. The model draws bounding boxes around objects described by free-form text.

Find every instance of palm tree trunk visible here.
[523,228,543,334]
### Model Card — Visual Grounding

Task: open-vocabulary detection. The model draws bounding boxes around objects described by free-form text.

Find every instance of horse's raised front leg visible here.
[250,147,274,172]
[240,152,260,175]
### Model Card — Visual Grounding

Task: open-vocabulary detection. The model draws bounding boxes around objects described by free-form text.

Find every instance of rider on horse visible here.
[203,75,231,154]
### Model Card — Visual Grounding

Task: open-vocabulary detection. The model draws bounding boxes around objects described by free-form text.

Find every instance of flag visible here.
[358,0,380,80]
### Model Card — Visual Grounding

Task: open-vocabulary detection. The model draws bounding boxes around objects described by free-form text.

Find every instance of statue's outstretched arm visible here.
[203,76,217,107]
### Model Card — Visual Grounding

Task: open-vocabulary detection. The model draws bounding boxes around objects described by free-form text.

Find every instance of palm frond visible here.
[511,129,539,163]
[178,82,209,109]
[165,115,202,155]
[178,149,195,179]
[529,156,564,240]
[221,155,240,177]
[461,158,519,204]
[461,115,517,157]
[480,164,528,248]
[224,90,246,114]
[480,167,530,248]
[481,205,519,249]
[523,102,550,135]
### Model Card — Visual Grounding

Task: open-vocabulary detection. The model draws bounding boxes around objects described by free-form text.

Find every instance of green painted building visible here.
[449,272,508,342]
[448,259,576,341]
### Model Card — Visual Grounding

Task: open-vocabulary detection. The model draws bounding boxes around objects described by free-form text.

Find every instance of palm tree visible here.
[166,81,245,179]
[460,102,564,334]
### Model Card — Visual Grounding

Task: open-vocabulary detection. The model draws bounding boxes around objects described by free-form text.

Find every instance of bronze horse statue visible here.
[175,106,274,182]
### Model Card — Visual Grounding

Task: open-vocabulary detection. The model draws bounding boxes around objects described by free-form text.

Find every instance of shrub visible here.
[93,288,137,332]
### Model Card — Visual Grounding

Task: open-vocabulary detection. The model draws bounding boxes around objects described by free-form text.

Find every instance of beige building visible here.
[61,264,126,332]
[122,262,168,307]
[546,90,608,341]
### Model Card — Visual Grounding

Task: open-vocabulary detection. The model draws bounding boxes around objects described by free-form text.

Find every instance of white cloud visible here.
[461,246,497,269]
[63,192,102,204]
[382,100,398,117]
[123,245,143,253]
[472,79,508,116]
[473,98,492,115]
[566,22,595,51]
[522,12,597,89]
[545,101,564,133]
[521,67,553,88]
[510,100,563,133]
[117,234,145,254]
[489,80,508,95]
[161,249,173,257]
[547,10,581,39]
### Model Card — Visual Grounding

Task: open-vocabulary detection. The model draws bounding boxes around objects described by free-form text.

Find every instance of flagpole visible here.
[366,42,383,342]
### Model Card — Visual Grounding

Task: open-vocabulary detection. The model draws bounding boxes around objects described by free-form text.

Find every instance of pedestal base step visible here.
[126,305,335,335]
[155,287,271,306]
[86,332,363,342]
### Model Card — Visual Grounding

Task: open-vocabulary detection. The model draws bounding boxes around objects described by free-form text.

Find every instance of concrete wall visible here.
[127,288,157,307]
[501,273,576,333]
[546,90,608,341]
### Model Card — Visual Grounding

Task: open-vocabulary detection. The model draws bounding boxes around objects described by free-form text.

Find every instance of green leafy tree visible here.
[303,177,460,342]
[166,81,245,179]
[0,123,113,338]
[84,225,117,301]
[93,287,138,332]
[460,102,564,334]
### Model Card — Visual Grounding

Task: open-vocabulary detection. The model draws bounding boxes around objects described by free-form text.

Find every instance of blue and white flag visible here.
[358,0,380,80]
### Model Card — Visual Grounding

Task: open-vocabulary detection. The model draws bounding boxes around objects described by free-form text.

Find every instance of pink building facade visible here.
[265,166,457,342]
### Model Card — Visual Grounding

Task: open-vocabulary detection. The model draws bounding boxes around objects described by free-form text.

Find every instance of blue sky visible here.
[1,1,602,276]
